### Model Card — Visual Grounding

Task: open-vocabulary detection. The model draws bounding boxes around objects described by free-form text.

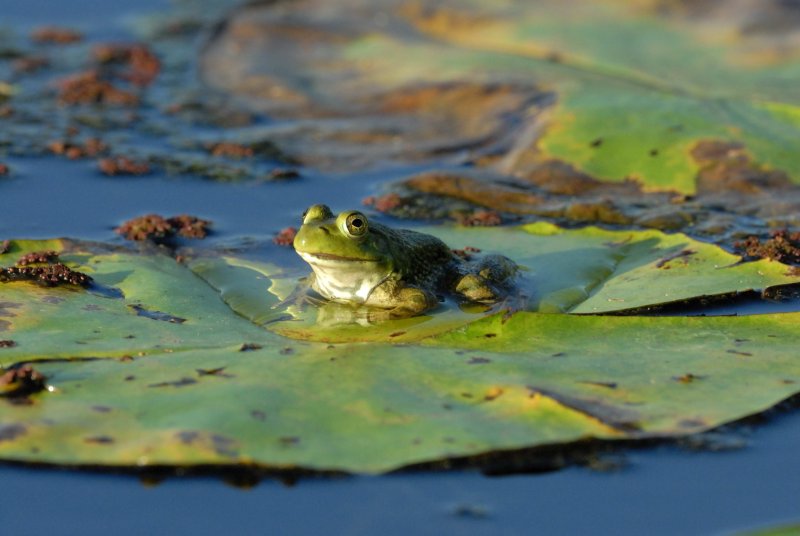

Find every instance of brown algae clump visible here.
[0,249,92,287]
[98,156,151,176]
[735,229,800,264]
[116,214,212,242]
[1,365,47,398]
[0,263,92,287]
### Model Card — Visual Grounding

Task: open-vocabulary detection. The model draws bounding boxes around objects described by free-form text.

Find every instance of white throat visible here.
[299,252,390,303]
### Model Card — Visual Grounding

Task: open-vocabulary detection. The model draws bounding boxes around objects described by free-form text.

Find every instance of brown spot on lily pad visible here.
[129,304,185,323]
[84,435,115,444]
[577,380,618,389]
[147,377,197,388]
[0,423,26,442]
[196,367,233,378]
[467,357,491,365]
[673,373,705,383]
[655,249,697,269]
[0,340,16,348]
[239,343,263,352]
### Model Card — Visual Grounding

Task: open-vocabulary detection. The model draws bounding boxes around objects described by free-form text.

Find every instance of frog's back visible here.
[371,223,455,285]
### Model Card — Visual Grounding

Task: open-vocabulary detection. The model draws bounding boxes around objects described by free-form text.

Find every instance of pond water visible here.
[1,1,800,534]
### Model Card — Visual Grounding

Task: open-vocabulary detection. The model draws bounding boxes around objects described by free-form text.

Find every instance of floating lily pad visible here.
[202,0,800,194]
[0,311,798,473]
[1,234,799,473]
[0,240,275,361]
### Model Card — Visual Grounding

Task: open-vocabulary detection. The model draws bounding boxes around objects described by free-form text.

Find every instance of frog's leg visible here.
[365,279,438,319]
[454,254,518,303]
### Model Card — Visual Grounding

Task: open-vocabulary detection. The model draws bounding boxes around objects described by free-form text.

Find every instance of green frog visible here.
[293,204,518,319]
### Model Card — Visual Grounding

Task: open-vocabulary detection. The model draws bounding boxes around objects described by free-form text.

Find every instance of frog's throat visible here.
[299,252,391,303]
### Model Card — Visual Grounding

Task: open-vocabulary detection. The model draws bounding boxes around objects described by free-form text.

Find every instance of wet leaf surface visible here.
[0,311,797,473]
[0,236,799,473]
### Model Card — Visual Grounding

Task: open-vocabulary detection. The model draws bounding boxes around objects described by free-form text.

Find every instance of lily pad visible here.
[202,0,800,193]
[0,239,275,361]
[0,311,798,473]
[1,234,799,473]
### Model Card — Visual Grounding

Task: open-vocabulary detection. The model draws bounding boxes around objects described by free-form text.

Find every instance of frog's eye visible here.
[344,212,368,237]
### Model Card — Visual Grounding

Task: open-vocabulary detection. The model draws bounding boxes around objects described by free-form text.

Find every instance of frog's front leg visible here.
[365,279,438,319]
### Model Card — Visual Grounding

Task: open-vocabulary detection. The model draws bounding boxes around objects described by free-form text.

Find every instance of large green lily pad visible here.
[1,232,799,473]
[0,312,798,473]
[201,0,800,194]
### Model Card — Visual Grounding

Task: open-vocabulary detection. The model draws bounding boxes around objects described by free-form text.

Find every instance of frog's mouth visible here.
[297,251,389,302]
[298,251,379,264]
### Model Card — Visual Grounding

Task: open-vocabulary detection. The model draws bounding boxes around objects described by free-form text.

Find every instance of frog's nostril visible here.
[318,227,330,235]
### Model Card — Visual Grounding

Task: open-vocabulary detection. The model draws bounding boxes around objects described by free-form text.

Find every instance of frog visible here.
[292,204,518,319]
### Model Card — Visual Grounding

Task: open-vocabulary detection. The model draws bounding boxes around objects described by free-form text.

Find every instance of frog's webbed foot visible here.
[365,282,438,320]
[455,254,519,304]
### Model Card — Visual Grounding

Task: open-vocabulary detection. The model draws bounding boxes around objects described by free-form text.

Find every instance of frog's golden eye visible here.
[344,212,368,237]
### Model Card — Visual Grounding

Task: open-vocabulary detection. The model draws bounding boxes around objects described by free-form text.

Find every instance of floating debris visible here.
[48,138,108,159]
[93,43,161,86]
[735,229,800,264]
[0,365,46,398]
[16,250,59,266]
[98,155,150,176]
[207,142,254,159]
[115,214,211,242]
[57,70,140,106]
[273,227,297,246]
[31,26,82,45]
[363,193,403,213]
[0,263,93,287]
[456,209,502,227]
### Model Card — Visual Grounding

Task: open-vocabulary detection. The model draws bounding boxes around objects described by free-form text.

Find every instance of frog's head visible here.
[293,204,393,302]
